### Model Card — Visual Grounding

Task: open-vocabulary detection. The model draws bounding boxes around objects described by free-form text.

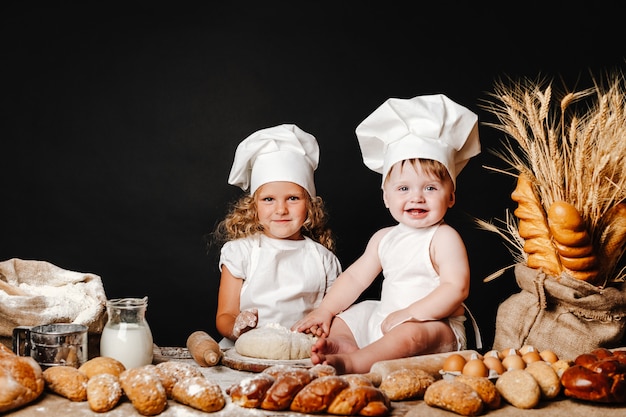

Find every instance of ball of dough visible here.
[235,323,317,360]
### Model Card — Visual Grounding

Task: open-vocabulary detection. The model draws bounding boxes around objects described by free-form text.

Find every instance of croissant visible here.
[227,365,392,416]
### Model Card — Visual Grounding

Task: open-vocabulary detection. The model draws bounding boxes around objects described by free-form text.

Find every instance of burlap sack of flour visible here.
[493,264,626,360]
[0,258,107,353]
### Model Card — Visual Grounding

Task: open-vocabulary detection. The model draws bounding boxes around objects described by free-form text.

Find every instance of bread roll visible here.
[154,360,203,397]
[289,375,349,414]
[119,365,167,416]
[327,385,391,416]
[424,379,484,416]
[86,373,122,412]
[0,344,45,413]
[42,365,88,402]
[495,369,540,409]
[227,373,275,408]
[260,370,314,410]
[524,361,561,399]
[78,356,126,378]
[379,368,435,401]
[455,374,501,409]
[171,376,225,412]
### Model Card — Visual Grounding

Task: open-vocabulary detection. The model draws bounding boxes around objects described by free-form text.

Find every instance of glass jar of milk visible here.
[100,297,153,369]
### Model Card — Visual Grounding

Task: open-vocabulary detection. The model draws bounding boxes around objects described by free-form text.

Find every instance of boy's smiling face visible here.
[382,160,455,229]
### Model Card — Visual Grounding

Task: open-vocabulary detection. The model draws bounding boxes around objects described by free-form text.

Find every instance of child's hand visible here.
[381,309,415,334]
[232,308,258,338]
[291,309,334,337]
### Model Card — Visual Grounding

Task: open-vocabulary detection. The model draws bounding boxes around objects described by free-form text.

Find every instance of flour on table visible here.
[235,323,317,360]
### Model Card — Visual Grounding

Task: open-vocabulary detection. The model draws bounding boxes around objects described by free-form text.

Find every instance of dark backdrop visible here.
[2,3,625,349]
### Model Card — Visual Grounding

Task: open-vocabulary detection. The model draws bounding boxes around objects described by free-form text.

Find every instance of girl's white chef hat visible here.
[355,94,480,189]
[228,124,319,197]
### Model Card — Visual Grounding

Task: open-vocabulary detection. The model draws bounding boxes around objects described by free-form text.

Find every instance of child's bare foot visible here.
[311,336,357,357]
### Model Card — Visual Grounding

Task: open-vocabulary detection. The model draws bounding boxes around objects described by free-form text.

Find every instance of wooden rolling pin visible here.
[186,331,223,367]
[362,349,479,386]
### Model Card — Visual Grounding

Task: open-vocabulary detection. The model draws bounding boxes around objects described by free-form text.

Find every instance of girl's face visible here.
[255,181,308,240]
[382,161,455,228]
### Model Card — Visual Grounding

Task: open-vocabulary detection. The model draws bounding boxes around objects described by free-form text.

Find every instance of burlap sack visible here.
[0,258,107,355]
[493,264,626,360]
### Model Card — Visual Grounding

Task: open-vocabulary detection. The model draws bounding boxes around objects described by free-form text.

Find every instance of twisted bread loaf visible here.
[0,343,45,413]
[227,365,391,416]
[561,348,626,403]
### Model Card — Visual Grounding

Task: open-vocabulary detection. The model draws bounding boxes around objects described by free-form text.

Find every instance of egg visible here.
[522,351,542,364]
[518,345,536,355]
[502,353,526,371]
[482,356,506,375]
[483,349,502,360]
[462,358,489,377]
[500,348,519,357]
[442,353,466,372]
[539,349,559,363]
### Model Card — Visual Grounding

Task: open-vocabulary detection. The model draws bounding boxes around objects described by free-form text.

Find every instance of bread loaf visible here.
[424,379,484,416]
[78,356,126,378]
[42,365,88,401]
[227,365,391,416]
[454,374,501,410]
[119,365,167,416]
[154,360,204,397]
[561,348,626,403]
[547,201,599,283]
[171,376,226,412]
[86,373,122,412]
[378,368,435,401]
[0,343,45,413]
[511,173,561,276]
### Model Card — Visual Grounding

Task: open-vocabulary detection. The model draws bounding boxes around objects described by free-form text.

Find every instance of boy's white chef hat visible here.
[355,94,480,189]
[228,124,319,197]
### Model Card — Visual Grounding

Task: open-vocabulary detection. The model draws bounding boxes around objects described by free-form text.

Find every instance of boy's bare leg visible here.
[316,320,457,374]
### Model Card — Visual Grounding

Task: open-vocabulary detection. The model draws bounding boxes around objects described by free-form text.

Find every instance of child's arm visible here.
[292,228,389,336]
[216,266,257,340]
[380,224,470,333]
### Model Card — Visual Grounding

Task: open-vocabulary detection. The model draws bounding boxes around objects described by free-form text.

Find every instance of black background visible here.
[2,3,625,350]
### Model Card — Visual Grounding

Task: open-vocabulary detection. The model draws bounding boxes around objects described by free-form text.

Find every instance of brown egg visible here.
[482,356,506,375]
[483,349,503,360]
[500,348,519,357]
[518,345,536,355]
[442,353,466,372]
[522,351,542,364]
[462,358,489,377]
[502,354,526,371]
[539,349,559,364]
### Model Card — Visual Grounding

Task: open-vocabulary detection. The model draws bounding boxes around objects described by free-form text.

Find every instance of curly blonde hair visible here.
[211,192,336,252]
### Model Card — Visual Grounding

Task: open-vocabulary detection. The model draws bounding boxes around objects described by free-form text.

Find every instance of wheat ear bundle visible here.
[479,71,626,287]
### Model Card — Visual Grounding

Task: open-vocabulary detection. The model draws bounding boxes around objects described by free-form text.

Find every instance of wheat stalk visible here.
[479,71,626,285]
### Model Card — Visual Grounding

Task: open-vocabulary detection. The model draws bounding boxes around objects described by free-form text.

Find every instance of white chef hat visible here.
[227,124,319,197]
[355,94,480,189]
